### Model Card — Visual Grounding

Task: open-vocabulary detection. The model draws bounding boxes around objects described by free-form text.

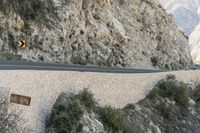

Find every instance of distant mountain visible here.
[160,0,200,63]
[160,0,200,36]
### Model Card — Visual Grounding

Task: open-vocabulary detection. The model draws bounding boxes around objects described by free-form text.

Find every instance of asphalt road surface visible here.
[0,60,169,73]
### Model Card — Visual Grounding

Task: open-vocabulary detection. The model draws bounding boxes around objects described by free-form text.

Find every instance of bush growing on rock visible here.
[47,78,200,133]
[47,89,126,133]
[76,88,97,112]
[97,106,126,133]
[123,77,197,133]
[47,94,84,133]
[174,82,189,108]
[192,84,200,107]
[157,103,178,121]
[148,77,190,110]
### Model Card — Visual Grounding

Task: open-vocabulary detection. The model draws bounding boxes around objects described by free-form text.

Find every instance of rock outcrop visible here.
[123,75,200,133]
[190,24,200,63]
[46,92,107,133]
[0,0,192,69]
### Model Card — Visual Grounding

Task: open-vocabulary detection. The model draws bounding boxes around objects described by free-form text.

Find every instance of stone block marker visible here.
[10,93,31,106]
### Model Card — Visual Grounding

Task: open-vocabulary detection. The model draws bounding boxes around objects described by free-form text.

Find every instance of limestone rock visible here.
[81,112,106,133]
[0,0,193,69]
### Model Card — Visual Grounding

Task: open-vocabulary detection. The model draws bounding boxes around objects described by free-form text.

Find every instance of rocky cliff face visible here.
[0,0,192,69]
[190,24,200,63]
[189,16,200,64]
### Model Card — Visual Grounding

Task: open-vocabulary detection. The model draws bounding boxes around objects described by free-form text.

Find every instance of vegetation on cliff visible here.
[47,76,200,133]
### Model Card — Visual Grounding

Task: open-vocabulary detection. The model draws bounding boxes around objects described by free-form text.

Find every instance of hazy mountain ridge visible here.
[159,0,200,36]
[160,0,200,63]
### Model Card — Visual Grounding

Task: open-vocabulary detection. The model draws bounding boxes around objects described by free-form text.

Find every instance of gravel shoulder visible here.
[0,70,199,132]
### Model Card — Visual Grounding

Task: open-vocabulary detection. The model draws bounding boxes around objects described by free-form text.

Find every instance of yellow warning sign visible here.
[18,39,26,48]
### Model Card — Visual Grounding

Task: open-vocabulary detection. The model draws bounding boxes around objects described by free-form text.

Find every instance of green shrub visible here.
[148,80,177,100]
[173,82,189,109]
[48,89,98,132]
[97,106,126,133]
[76,89,97,112]
[159,80,189,109]
[158,80,177,98]
[147,87,160,100]
[148,79,189,110]
[192,84,200,106]
[51,99,84,133]
[157,104,177,121]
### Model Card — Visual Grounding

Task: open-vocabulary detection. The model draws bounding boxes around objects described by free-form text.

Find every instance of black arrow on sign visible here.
[20,40,25,48]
